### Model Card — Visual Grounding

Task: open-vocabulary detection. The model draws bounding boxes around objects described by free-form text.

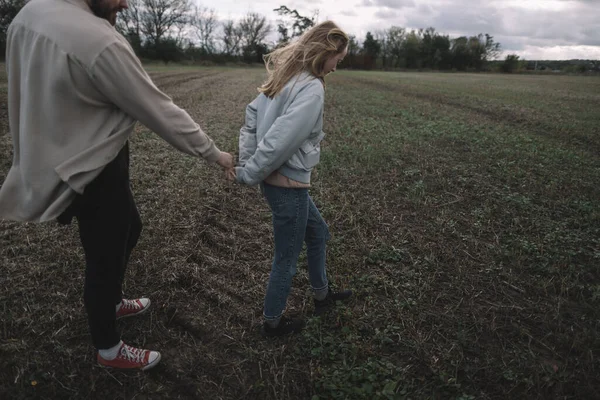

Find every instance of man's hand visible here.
[216,151,234,170]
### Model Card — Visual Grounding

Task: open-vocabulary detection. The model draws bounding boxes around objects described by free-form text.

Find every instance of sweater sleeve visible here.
[235,90,323,186]
[89,40,221,163]
[238,96,259,167]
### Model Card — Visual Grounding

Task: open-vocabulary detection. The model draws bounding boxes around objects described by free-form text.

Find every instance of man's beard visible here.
[90,0,119,26]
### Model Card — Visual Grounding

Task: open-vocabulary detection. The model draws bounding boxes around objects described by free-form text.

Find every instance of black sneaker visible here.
[314,287,353,316]
[261,316,305,337]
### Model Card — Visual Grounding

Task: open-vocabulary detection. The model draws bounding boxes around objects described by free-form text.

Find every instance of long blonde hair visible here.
[259,21,349,98]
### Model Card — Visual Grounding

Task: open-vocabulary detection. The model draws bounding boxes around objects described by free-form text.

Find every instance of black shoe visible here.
[261,316,305,337]
[314,287,353,316]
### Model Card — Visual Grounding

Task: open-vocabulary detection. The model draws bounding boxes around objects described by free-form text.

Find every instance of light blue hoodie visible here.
[235,72,325,186]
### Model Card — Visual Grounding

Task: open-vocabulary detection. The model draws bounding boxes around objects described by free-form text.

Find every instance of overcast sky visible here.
[195,0,600,60]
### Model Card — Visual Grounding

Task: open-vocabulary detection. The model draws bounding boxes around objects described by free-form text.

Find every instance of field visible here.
[1,67,599,399]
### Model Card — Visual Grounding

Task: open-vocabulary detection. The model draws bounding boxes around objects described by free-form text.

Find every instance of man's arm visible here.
[90,40,228,165]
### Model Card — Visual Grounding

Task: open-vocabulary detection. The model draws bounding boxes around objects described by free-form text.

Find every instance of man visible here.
[0,0,234,370]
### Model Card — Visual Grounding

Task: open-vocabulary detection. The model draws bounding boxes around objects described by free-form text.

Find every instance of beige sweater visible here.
[0,0,220,222]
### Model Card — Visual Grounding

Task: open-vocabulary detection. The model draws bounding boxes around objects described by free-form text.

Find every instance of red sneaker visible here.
[97,342,161,371]
[116,298,151,320]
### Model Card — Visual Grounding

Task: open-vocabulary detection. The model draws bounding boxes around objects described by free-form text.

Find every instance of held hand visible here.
[225,168,237,182]
[216,151,234,170]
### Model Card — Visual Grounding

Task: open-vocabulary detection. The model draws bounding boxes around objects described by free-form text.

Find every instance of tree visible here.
[273,5,314,44]
[431,33,451,70]
[116,0,142,42]
[0,0,26,57]
[222,20,243,56]
[362,31,380,70]
[375,30,389,69]
[466,33,501,71]
[0,0,25,33]
[386,26,405,68]
[340,34,360,69]
[141,0,190,49]
[467,35,485,70]
[239,12,271,63]
[451,36,470,70]
[483,34,501,62]
[154,37,184,63]
[419,27,437,68]
[403,30,421,68]
[191,6,217,55]
[501,54,521,73]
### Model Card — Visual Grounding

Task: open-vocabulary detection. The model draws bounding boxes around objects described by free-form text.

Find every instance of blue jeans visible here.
[261,183,330,321]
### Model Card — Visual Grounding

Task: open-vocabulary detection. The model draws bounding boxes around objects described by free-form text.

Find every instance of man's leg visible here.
[115,190,143,306]
[76,144,134,350]
[117,142,142,303]
[60,144,159,369]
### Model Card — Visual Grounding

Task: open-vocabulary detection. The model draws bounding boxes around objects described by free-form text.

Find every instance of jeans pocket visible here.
[264,183,290,207]
[274,188,290,206]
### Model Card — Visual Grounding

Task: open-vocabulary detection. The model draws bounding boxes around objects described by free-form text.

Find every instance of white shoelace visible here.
[121,299,140,311]
[120,344,146,363]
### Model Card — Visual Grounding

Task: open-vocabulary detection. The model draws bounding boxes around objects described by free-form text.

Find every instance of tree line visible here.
[3,1,596,73]
[345,28,501,71]
[116,1,506,71]
[0,0,505,70]
[115,0,273,63]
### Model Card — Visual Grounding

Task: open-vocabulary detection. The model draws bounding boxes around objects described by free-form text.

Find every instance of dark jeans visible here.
[260,183,330,320]
[58,143,142,349]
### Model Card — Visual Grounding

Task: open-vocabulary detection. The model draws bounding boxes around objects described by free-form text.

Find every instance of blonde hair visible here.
[259,21,349,98]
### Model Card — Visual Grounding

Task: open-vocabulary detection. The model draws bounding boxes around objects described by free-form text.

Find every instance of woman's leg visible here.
[304,196,330,300]
[261,184,309,325]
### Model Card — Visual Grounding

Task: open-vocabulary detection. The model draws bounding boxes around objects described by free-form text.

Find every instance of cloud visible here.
[340,9,359,17]
[360,0,415,9]
[199,0,599,59]
[374,9,401,20]
[366,0,600,52]
[508,45,600,60]
[416,3,432,14]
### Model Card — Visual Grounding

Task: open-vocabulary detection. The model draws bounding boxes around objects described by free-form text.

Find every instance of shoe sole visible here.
[97,352,162,371]
[142,352,162,371]
[116,299,152,320]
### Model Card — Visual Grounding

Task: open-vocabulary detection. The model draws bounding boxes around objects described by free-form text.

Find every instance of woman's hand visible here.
[225,167,237,182]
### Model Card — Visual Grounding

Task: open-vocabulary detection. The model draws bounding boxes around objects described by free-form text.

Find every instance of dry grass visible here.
[1,67,599,399]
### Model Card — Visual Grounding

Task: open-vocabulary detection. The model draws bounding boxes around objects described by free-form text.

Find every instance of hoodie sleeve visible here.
[238,96,260,167]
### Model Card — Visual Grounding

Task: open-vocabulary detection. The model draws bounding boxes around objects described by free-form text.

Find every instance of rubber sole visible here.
[98,351,162,371]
